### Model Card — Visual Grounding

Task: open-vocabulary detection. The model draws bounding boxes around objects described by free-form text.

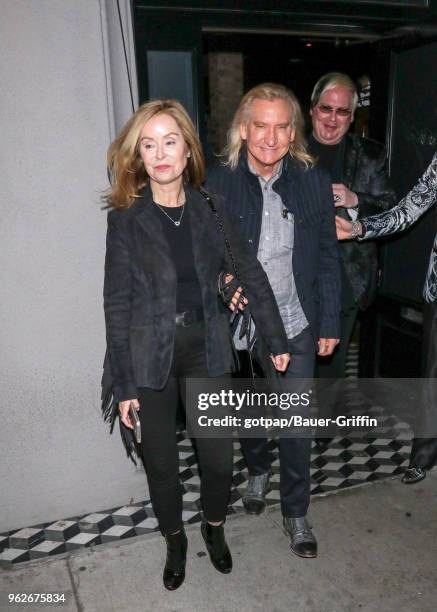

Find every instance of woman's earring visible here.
[187,151,191,158]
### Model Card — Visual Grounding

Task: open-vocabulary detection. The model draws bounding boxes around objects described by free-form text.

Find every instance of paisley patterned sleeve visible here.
[362,152,437,239]
[361,152,437,303]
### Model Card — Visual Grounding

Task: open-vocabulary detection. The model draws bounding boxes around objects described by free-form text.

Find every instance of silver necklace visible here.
[155,202,185,227]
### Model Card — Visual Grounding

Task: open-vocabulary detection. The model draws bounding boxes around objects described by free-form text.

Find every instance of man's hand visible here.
[270,353,290,372]
[224,274,248,312]
[332,183,358,208]
[317,338,340,357]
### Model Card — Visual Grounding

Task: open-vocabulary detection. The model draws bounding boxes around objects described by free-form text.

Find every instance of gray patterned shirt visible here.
[252,160,308,338]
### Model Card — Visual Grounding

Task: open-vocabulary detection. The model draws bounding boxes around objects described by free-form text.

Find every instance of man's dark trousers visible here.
[240,326,315,518]
[316,270,357,380]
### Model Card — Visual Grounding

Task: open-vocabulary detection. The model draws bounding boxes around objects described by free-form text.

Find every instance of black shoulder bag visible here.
[200,187,267,378]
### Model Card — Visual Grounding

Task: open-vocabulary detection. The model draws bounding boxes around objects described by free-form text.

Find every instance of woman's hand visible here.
[335,216,354,240]
[224,274,248,312]
[271,353,290,372]
[118,399,140,429]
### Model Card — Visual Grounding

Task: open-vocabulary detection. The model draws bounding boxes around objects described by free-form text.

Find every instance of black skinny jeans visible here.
[138,320,233,535]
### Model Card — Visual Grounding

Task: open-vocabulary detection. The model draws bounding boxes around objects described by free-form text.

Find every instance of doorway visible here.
[203,31,374,157]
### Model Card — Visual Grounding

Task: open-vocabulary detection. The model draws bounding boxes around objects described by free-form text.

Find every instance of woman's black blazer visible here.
[103,185,288,402]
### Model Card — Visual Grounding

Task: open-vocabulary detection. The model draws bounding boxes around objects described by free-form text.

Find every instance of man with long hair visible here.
[206,83,341,558]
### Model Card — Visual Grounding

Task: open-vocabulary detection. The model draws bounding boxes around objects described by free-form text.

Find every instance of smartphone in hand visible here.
[129,403,141,444]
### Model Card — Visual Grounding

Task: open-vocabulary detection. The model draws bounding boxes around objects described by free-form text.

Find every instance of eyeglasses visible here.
[316,104,352,118]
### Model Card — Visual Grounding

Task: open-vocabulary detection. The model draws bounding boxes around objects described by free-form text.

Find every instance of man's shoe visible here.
[283,516,317,558]
[242,472,271,515]
[163,529,187,590]
[201,522,232,574]
[402,466,426,484]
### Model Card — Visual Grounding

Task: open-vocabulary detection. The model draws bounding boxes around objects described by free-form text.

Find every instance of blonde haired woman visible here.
[102,99,289,590]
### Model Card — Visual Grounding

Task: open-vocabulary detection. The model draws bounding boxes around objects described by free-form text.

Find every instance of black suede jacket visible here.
[103,185,288,402]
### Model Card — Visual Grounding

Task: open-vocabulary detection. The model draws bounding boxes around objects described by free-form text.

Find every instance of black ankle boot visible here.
[163,528,187,590]
[201,522,232,574]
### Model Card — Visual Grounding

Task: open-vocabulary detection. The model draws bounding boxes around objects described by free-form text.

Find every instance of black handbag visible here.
[200,188,268,379]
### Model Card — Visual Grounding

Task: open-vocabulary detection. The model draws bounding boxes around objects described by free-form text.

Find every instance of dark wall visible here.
[204,32,372,119]
[380,40,437,304]
[369,33,437,142]
[133,1,437,148]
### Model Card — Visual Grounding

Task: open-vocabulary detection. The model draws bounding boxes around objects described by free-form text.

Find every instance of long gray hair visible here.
[223,82,314,170]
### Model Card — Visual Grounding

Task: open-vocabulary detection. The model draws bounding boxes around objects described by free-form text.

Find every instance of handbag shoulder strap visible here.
[200,187,253,335]
[199,187,241,282]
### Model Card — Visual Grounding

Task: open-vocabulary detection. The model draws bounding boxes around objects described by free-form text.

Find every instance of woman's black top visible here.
[152,200,203,312]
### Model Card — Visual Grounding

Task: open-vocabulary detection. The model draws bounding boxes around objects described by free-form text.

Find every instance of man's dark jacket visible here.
[103,184,288,402]
[314,133,397,309]
[206,151,342,344]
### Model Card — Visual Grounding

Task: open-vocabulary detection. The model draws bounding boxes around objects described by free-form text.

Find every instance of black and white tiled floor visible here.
[0,431,413,567]
[0,344,415,566]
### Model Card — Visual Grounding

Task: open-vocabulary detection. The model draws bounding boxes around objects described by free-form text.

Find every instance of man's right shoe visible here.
[283,516,318,558]
[242,472,271,515]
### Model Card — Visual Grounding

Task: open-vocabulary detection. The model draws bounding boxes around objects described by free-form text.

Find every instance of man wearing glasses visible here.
[308,72,396,393]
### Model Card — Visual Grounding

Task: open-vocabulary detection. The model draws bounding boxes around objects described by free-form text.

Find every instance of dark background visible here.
[131,1,437,377]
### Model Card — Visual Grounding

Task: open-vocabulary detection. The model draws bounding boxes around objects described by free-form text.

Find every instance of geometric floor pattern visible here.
[0,344,414,566]
[0,431,413,567]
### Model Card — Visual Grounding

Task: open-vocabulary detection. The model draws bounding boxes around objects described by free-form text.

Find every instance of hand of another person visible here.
[332,183,358,208]
[119,399,140,429]
[317,338,339,357]
[271,353,290,372]
[335,216,354,240]
[224,274,248,312]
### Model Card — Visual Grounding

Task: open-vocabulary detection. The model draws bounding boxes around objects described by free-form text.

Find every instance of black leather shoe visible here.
[283,516,318,558]
[201,522,232,574]
[163,529,187,590]
[402,466,426,484]
[242,472,271,515]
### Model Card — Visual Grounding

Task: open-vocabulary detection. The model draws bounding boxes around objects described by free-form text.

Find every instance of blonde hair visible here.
[104,99,205,209]
[310,72,358,111]
[224,83,314,170]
